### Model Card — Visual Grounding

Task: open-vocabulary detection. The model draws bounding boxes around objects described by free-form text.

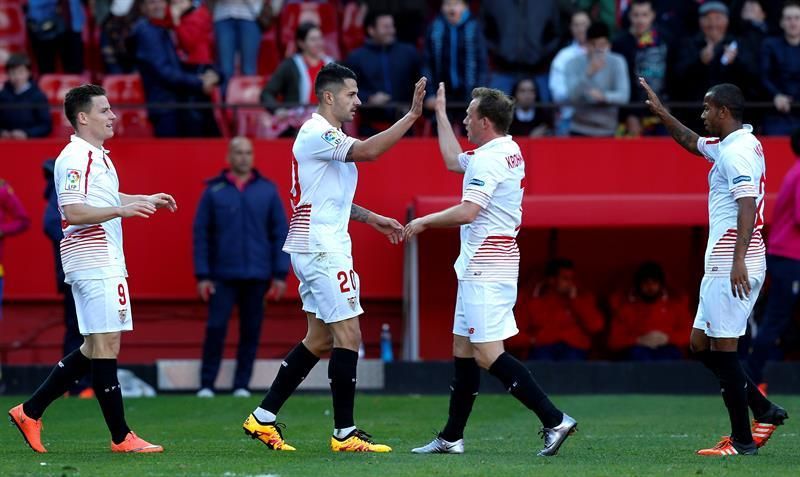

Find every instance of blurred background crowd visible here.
[0,0,798,139]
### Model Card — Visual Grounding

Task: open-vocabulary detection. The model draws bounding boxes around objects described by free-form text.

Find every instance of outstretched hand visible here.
[119,201,156,219]
[403,217,427,240]
[147,193,178,212]
[408,77,428,119]
[639,77,667,118]
[435,82,447,114]
[369,214,404,245]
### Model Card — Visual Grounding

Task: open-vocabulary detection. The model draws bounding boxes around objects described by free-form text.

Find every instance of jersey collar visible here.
[720,124,753,145]
[70,134,110,156]
[476,135,513,151]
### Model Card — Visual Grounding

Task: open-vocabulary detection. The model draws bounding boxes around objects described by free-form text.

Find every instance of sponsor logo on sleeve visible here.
[732,175,752,184]
[321,128,344,147]
[469,178,485,187]
[65,169,82,190]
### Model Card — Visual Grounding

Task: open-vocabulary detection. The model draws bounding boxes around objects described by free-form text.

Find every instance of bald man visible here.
[193,137,290,397]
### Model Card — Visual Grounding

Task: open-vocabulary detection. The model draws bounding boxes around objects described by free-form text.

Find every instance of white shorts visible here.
[453,280,519,343]
[692,273,765,338]
[291,252,364,324]
[71,277,133,335]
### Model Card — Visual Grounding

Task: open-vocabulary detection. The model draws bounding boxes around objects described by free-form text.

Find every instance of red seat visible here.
[39,74,87,105]
[339,1,366,56]
[38,74,87,137]
[101,74,153,137]
[0,2,26,51]
[225,75,266,137]
[280,3,340,59]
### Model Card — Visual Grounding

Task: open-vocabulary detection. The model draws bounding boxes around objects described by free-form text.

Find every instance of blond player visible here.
[242,63,426,452]
[641,78,787,456]
[8,84,176,453]
[406,83,577,457]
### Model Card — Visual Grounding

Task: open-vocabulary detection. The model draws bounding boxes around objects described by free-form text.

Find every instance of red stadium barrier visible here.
[1,137,796,305]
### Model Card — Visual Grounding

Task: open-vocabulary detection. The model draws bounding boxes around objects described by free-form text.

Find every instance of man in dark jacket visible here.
[0,53,52,139]
[481,0,561,98]
[131,0,219,137]
[194,137,290,398]
[345,11,421,135]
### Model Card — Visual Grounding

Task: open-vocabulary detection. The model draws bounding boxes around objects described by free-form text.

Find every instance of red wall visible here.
[2,137,796,303]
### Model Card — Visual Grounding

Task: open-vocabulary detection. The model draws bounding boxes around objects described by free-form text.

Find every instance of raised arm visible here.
[346,77,427,162]
[434,82,465,173]
[639,77,702,156]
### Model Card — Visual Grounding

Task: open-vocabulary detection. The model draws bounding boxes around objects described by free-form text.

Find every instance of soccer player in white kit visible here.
[242,63,427,452]
[8,84,176,454]
[405,84,577,457]
[641,78,787,456]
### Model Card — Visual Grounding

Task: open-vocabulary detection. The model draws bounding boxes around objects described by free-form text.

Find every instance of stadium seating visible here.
[225,75,267,137]
[102,73,154,137]
[39,74,88,137]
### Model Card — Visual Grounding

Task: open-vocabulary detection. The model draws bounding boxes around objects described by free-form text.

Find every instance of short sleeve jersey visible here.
[455,136,525,282]
[696,124,766,277]
[283,113,358,255]
[54,135,127,283]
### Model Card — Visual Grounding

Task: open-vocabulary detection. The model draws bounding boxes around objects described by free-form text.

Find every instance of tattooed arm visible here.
[351,203,404,244]
[350,203,373,223]
[639,77,702,156]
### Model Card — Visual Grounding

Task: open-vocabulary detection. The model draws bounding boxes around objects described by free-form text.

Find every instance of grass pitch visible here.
[1,394,798,476]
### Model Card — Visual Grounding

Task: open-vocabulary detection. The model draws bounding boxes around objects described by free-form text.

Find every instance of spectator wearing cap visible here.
[761,0,800,135]
[0,53,52,139]
[564,22,630,137]
[344,11,421,136]
[672,1,760,129]
[608,262,689,361]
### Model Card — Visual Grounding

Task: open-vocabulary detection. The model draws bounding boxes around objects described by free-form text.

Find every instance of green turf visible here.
[1,394,798,476]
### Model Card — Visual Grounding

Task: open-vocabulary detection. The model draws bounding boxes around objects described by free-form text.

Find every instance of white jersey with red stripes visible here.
[455,135,525,282]
[696,124,766,277]
[283,113,358,254]
[54,135,127,283]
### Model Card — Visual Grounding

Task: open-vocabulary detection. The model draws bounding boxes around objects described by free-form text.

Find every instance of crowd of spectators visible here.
[0,0,799,138]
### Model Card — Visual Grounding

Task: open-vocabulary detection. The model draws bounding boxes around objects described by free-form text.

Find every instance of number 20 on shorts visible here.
[337,270,358,293]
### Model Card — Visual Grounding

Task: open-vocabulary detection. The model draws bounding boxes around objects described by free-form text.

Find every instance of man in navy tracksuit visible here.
[193,137,289,397]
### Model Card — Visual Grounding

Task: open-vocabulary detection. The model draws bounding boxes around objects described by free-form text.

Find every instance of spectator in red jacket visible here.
[609,262,690,360]
[507,258,604,360]
[171,0,215,70]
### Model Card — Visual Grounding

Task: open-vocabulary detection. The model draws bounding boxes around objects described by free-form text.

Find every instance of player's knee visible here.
[304,335,333,355]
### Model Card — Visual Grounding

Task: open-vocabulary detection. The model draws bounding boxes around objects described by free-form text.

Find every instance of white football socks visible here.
[334,426,357,439]
[253,407,277,424]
